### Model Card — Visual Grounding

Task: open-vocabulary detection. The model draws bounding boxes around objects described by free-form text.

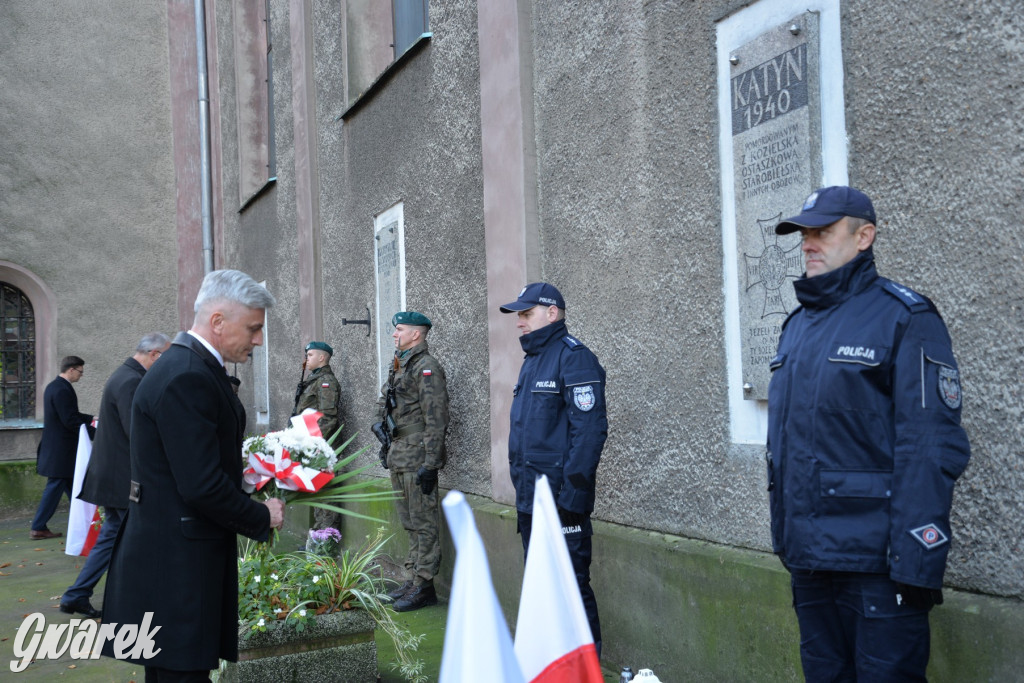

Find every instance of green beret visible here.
[392,311,432,329]
[305,341,333,355]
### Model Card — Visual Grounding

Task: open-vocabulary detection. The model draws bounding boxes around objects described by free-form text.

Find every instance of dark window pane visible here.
[0,282,36,420]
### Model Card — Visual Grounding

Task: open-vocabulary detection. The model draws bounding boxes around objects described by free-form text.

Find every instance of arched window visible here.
[0,282,35,421]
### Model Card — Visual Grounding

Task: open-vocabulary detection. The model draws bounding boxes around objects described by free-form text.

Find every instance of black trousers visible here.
[517,511,602,658]
[144,666,211,682]
[790,570,931,682]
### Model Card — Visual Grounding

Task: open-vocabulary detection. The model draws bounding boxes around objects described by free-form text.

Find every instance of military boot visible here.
[393,581,437,612]
[386,580,414,602]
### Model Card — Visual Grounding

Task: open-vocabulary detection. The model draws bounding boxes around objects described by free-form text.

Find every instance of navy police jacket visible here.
[767,249,970,589]
[509,319,608,516]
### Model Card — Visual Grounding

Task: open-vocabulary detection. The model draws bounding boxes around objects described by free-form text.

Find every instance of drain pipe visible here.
[194,0,214,274]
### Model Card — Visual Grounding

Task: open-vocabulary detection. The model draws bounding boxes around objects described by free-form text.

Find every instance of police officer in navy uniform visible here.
[501,282,608,657]
[767,187,971,681]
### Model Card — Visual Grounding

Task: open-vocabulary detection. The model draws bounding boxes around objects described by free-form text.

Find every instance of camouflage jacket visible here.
[293,365,341,441]
[377,341,449,473]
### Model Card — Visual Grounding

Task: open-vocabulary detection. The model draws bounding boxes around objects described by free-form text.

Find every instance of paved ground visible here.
[0,508,447,682]
[1,508,618,682]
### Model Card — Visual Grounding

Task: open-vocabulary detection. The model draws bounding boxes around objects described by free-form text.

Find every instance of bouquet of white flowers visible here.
[241,410,398,519]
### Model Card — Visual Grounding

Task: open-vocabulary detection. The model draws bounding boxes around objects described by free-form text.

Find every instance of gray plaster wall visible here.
[0,1,180,433]
[528,0,747,548]
[314,0,492,495]
[211,0,305,430]
[839,0,1024,598]
[524,0,1023,598]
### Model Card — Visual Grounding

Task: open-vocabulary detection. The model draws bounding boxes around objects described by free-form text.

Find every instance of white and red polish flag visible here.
[514,475,603,683]
[439,490,525,683]
[66,423,101,556]
[291,410,323,438]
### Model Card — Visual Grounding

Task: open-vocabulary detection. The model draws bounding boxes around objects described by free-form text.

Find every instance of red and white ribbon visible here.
[242,410,332,494]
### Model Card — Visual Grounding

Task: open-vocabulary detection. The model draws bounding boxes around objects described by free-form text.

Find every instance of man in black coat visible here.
[59,333,170,618]
[30,355,94,540]
[102,270,284,680]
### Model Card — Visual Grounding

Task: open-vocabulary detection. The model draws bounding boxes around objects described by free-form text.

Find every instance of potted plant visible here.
[221,527,426,682]
[217,413,426,682]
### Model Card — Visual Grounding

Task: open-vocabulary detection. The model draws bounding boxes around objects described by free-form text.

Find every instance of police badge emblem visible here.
[938,366,962,409]
[573,385,595,411]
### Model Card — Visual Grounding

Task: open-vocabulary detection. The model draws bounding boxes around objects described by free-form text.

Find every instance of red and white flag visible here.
[514,475,603,683]
[291,409,323,438]
[66,424,100,557]
[439,491,525,683]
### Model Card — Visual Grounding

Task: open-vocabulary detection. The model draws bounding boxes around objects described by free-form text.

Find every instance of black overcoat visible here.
[79,357,145,508]
[37,376,93,478]
[102,332,270,670]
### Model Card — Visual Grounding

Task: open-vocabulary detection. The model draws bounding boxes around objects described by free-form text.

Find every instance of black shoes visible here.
[386,580,414,602]
[60,598,102,619]
[393,582,437,612]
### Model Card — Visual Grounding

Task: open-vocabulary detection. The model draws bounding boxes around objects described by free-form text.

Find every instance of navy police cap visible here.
[305,341,333,355]
[392,311,432,328]
[776,186,877,235]
[499,282,566,313]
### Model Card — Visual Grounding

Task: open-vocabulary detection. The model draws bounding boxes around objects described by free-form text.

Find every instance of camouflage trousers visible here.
[390,470,441,584]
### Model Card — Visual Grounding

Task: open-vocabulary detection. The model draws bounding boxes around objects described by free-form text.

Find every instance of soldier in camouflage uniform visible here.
[293,341,342,532]
[378,311,449,612]
[292,341,341,441]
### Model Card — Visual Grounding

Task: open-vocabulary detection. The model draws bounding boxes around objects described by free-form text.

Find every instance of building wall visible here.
[0,0,180,457]
[207,0,1023,610]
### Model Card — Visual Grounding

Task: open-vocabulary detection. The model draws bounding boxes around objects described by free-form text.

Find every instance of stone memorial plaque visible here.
[730,12,821,400]
[374,205,405,389]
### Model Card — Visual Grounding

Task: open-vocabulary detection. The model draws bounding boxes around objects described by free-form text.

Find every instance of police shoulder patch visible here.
[562,335,583,350]
[572,385,596,411]
[909,524,949,550]
[881,279,929,312]
[937,366,961,409]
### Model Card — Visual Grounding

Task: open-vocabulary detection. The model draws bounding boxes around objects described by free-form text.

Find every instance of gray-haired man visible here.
[60,333,171,619]
[102,270,285,679]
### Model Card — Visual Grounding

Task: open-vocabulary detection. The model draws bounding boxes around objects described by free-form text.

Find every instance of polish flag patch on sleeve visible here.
[423,369,432,376]
[321,382,330,388]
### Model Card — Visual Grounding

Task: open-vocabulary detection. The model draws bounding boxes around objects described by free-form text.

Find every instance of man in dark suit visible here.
[102,270,284,681]
[59,333,171,619]
[30,355,94,540]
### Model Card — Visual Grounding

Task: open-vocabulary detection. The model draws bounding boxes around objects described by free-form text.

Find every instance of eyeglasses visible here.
[73,367,84,375]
